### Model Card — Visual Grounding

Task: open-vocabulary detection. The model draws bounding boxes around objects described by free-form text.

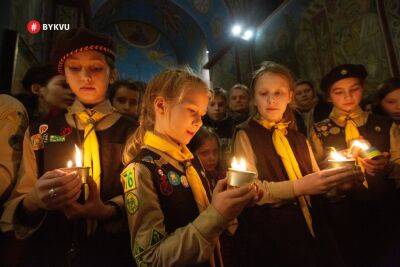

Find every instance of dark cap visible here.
[320,64,368,93]
[51,27,115,73]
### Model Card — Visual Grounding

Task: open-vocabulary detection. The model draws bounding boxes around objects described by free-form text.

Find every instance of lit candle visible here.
[328,148,356,168]
[227,157,256,187]
[349,139,381,159]
[60,145,90,183]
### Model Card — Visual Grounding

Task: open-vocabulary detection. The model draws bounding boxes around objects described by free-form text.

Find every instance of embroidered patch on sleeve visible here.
[125,192,139,215]
[149,229,165,246]
[121,167,136,193]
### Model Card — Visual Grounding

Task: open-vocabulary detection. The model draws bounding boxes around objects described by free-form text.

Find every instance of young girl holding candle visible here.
[1,27,137,266]
[311,64,400,266]
[121,68,258,267]
[232,61,360,267]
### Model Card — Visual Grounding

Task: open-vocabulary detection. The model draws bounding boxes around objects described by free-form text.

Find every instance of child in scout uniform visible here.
[121,68,259,267]
[311,64,400,266]
[0,27,137,266]
[232,61,362,267]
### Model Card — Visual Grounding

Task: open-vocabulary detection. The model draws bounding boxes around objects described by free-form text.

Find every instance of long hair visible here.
[122,68,209,165]
[250,61,297,129]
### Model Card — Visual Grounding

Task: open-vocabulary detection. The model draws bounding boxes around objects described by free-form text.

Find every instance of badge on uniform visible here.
[39,124,48,134]
[180,175,189,188]
[60,126,72,137]
[49,135,65,142]
[329,127,340,135]
[167,171,181,186]
[134,244,145,266]
[158,168,173,196]
[31,133,44,150]
[149,229,164,246]
[125,191,139,215]
[121,167,136,193]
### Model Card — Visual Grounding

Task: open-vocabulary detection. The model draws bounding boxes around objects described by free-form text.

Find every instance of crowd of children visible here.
[0,27,400,267]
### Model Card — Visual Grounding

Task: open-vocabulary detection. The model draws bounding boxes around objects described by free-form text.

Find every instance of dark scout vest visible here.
[133,148,212,267]
[27,111,137,267]
[240,119,314,182]
[233,120,338,267]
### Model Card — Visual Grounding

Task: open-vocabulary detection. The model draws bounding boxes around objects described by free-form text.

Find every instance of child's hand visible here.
[211,178,257,221]
[24,170,81,213]
[63,176,115,221]
[360,152,390,176]
[293,166,362,196]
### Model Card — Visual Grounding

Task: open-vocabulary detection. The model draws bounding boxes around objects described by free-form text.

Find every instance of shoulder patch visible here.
[121,165,136,193]
[125,191,139,215]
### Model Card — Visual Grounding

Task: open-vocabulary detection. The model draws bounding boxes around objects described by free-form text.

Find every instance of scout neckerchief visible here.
[70,100,112,235]
[258,118,315,238]
[143,131,223,267]
[329,106,366,145]
[329,106,368,187]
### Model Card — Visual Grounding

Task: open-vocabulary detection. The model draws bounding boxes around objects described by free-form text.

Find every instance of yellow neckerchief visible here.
[329,106,367,145]
[257,118,315,238]
[70,100,112,235]
[143,131,223,267]
[329,107,369,187]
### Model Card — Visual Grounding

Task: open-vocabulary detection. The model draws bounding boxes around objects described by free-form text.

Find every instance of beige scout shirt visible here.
[0,94,28,203]
[233,120,320,205]
[1,100,124,237]
[121,146,229,267]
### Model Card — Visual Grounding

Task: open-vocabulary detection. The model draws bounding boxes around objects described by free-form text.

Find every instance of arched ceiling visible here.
[90,0,232,57]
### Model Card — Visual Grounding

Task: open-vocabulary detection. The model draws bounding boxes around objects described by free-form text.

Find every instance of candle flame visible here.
[350,140,370,151]
[329,148,347,161]
[231,157,247,171]
[67,160,73,168]
[75,145,82,167]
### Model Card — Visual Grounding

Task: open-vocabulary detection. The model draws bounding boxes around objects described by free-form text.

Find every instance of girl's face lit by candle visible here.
[253,72,293,123]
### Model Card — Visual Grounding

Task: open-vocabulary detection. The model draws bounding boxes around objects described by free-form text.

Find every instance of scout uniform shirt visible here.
[0,94,28,205]
[121,145,229,267]
[0,99,136,267]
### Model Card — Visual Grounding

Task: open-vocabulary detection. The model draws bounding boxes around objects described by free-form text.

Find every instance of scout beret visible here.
[51,27,115,73]
[320,64,368,93]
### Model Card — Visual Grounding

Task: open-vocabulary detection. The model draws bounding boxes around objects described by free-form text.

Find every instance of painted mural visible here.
[385,0,400,67]
[253,0,393,97]
[93,0,207,82]
[105,21,178,82]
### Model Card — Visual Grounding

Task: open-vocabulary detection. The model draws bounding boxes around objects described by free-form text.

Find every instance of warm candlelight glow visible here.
[329,148,347,161]
[67,160,73,168]
[75,145,82,167]
[231,157,247,171]
[350,140,370,151]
